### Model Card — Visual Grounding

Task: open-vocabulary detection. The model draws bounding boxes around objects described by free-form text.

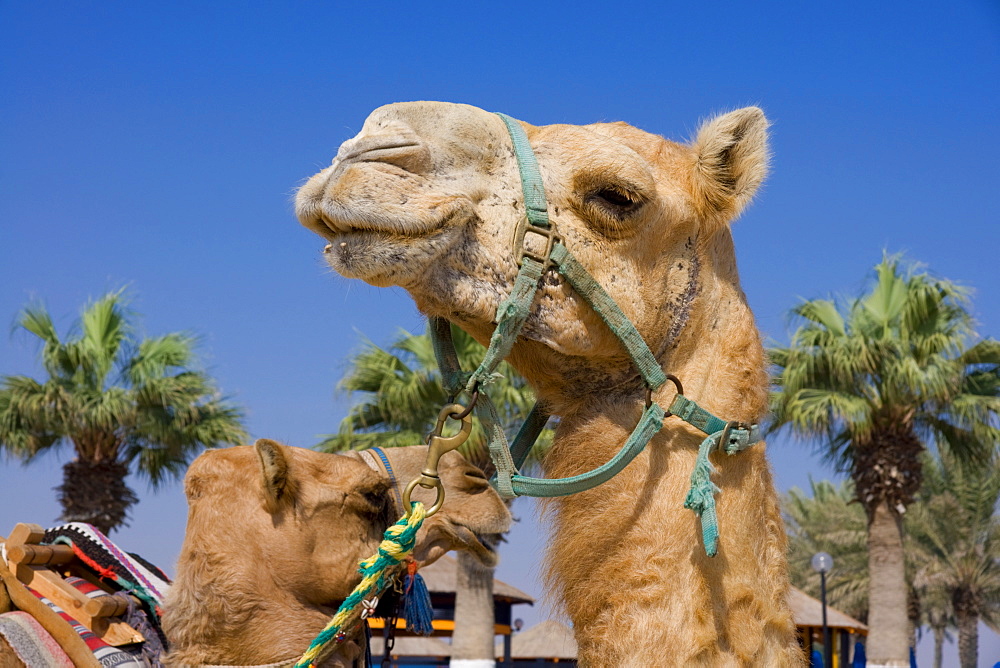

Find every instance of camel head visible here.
[163,440,510,666]
[296,102,770,405]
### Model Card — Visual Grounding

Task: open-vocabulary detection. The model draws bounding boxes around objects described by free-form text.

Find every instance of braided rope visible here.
[294,502,427,668]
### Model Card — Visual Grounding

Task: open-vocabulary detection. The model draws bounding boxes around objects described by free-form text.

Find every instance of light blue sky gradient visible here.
[2,1,998,664]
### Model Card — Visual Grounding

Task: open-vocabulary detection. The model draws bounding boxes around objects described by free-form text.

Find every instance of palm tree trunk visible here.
[906,588,919,659]
[954,591,978,668]
[56,458,137,534]
[449,551,496,668]
[932,626,944,668]
[865,500,910,667]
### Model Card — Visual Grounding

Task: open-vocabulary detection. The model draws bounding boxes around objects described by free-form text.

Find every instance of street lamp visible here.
[811,552,834,668]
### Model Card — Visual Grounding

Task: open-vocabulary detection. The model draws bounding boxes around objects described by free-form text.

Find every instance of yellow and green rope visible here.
[294,502,427,668]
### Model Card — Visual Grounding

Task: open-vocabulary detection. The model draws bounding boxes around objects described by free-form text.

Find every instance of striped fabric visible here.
[43,523,171,614]
[40,523,171,666]
[29,587,147,667]
[0,610,75,668]
[65,575,114,599]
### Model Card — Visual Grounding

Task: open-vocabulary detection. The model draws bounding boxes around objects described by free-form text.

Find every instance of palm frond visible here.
[959,339,1000,367]
[125,332,198,386]
[78,290,132,386]
[326,323,551,470]
[792,299,846,336]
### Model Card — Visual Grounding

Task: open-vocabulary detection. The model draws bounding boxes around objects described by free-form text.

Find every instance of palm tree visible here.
[322,323,549,668]
[0,291,247,533]
[769,255,1000,666]
[784,479,869,623]
[908,451,1000,668]
[784,478,940,655]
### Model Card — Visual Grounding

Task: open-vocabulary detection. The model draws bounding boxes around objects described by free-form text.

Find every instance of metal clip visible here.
[401,403,473,517]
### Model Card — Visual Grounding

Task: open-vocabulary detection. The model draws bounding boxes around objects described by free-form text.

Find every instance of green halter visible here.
[429,112,761,557]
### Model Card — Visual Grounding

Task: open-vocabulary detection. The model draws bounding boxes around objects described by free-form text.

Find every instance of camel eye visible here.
[593,187,636,208]
[580,184,646,239]
[357,491,390,521]
[586,185,644,219]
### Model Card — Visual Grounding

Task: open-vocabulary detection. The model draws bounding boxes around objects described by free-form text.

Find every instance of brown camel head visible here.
[163,440,510,666]
[296,102,769,405]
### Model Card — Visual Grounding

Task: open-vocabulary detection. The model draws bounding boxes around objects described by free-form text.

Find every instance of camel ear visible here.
[255,438,297,511]
[690,107,770,220]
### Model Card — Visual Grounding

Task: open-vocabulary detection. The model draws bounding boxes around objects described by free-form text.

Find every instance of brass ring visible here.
[402,477,446,518]
[648,374,684,412]
[661,374,685,417]
[449,385,480,421]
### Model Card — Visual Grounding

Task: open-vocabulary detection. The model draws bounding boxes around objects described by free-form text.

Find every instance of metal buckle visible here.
[717,420,752,452]
[514,216,560,269]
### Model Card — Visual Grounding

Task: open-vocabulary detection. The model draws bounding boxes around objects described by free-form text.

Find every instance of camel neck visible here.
[513,284,766,430]
[166,554,350,666]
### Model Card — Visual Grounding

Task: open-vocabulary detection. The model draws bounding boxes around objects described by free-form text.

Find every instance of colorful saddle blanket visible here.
[43,523,171,618]
[31,582,150,668]
[42,522,171,666]
[0,610,75,668]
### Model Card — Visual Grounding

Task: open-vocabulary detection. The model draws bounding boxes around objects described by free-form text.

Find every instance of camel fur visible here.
[163,440,510,667]
[296,102,803,666]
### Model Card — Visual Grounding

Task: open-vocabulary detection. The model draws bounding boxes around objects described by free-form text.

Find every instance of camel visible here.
[296,102,803,665]
[162,440,511,667]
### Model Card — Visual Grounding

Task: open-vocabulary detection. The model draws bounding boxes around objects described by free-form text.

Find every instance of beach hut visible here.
[495,620,577,667]
[788,587,868,667]
[367,554,534,666]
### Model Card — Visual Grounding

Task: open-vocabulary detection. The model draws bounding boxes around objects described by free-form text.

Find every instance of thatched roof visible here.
[495,620,577,660]
[418,554,534,604]
[787,587,867,633]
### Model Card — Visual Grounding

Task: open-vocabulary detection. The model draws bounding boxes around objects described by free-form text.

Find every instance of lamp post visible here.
[811,552,834,668]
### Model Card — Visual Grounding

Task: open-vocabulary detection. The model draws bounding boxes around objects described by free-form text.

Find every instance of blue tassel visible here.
[402,571,434,635]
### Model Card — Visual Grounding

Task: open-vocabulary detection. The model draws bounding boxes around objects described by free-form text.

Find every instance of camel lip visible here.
[323,223,441,246]
[454,524,499,562]
[322,227,450,286]
[477,535,496,553]
[317,200,466,239]
[315,210,430,237]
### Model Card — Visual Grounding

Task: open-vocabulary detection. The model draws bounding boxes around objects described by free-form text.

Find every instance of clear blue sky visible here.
[2,1,998,664]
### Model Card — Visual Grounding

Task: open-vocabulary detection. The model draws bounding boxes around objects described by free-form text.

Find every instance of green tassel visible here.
[684,433,722,557]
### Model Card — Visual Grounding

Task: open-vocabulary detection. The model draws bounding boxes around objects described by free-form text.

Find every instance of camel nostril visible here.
[335,120,430,174]
[340,139,431,174]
